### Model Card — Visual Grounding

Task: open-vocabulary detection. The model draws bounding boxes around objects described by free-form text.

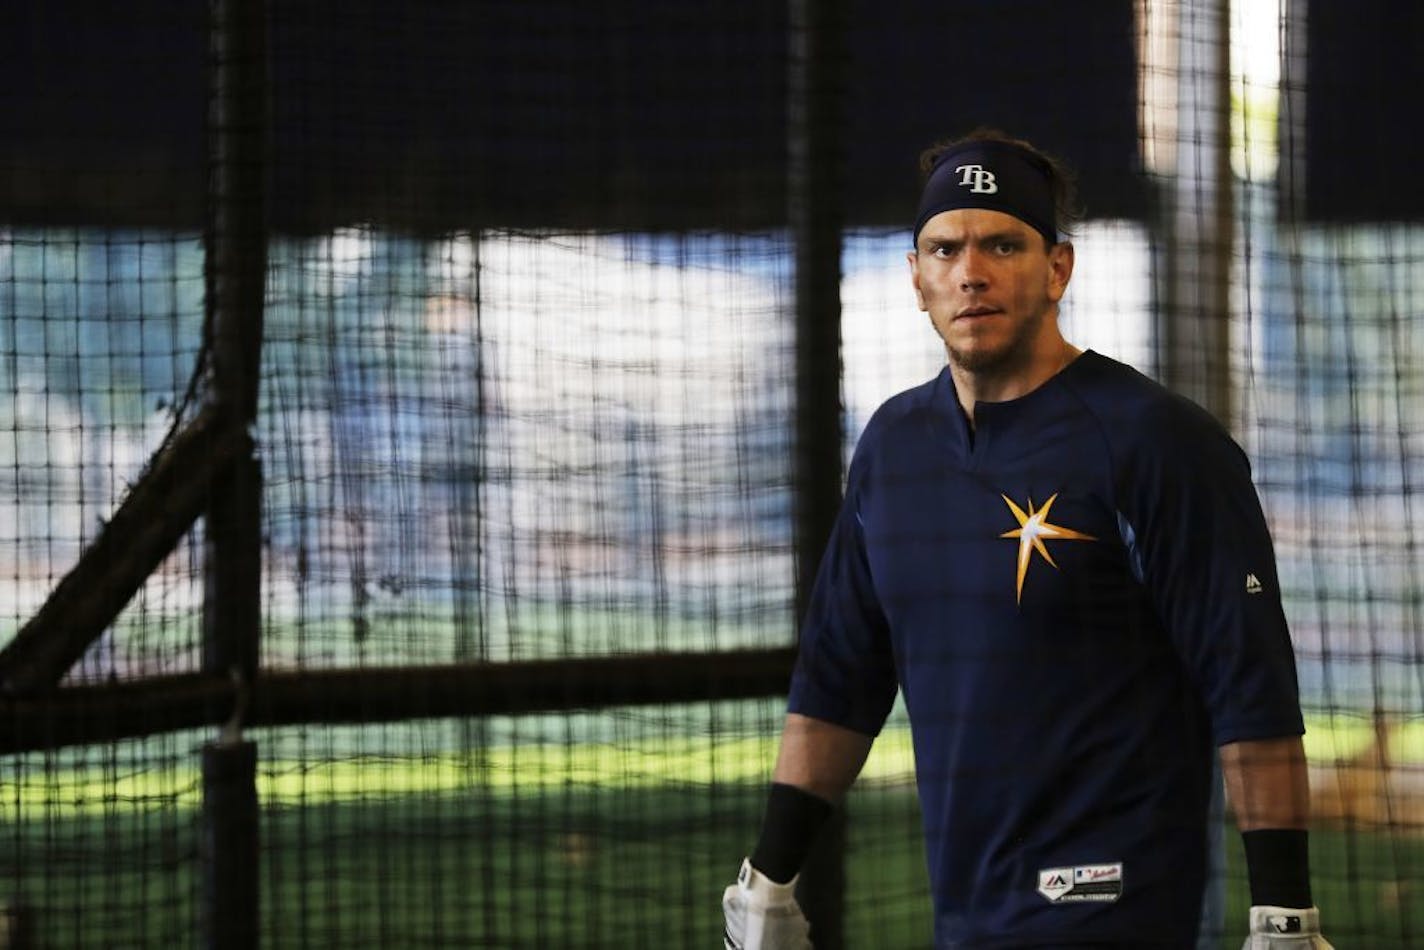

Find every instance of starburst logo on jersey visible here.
[999,493,1096,604]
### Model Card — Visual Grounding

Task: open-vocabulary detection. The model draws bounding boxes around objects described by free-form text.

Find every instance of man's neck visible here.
[953,340,1082,427]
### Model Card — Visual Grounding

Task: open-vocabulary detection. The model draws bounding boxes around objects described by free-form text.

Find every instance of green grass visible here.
[2,714,1421,946]
[12,784,909,948]
[3,779,1421,948]
[7,712,1415,817]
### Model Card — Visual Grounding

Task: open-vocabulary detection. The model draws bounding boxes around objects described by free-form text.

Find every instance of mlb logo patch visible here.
[1037,863,1123,903]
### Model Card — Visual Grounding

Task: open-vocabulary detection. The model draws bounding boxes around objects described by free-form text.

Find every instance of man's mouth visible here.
[956,306,1000,319]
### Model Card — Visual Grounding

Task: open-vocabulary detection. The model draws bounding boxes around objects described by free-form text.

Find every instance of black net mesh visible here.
[0,1,1420,947]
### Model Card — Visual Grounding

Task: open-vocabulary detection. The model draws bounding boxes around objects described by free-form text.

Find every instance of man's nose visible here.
[957,248,989,291]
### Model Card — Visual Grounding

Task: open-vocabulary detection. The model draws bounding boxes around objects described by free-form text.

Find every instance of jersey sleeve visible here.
[1115,399,1305,745]
[785,443,899,737]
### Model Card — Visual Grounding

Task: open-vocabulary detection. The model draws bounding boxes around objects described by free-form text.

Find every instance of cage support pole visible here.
[0,408,246,696]
[1145,2,1234,941]
[1154,0,1235,424]
[788,0,847,945]
[200,741,260,950]
[0,649,803,754]
[201,0,267,946]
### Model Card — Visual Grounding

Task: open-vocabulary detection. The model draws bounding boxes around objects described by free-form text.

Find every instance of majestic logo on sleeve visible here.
[999,493,1096,604]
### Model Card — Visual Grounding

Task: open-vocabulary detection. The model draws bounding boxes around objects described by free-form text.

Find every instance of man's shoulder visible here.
[857,371,951,449]
[1063,352,1251,494]
[844,372,955,485]
[1064,351,1228,445]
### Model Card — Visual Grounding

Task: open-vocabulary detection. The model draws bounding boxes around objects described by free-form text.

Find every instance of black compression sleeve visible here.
[1242,828,1313,907]
[749,783,834,884]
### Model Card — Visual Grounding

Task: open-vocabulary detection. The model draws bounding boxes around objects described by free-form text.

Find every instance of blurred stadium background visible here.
[0,0,1420,946]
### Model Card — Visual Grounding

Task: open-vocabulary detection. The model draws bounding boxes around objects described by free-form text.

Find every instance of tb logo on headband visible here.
[955,164,999,194]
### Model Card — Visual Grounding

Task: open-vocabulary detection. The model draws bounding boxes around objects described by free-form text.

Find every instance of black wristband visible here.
[1242,828,1313,907]
[749,783,834,884]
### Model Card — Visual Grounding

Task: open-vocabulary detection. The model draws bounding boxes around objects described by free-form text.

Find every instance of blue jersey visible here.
[787,351,1305,948]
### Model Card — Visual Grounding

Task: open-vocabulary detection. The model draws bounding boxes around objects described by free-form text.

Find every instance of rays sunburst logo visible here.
[999,493,1096,605]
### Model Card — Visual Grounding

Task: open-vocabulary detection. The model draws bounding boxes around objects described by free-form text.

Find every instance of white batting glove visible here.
[722,857,812,950]
[1242,906,1333,948]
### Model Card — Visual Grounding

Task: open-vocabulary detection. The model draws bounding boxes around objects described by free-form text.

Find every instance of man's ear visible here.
[907,250,927,311]
[1047,241,1074,301]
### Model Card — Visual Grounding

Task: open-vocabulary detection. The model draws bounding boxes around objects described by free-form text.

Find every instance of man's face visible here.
[907,208,1073,375]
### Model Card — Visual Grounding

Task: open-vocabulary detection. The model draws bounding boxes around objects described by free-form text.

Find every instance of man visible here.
[722,130,1332,949]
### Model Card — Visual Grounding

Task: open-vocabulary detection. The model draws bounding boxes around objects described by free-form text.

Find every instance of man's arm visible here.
[746,713,873,883]
[1221,735,1333,948]
[770,712,875,803]
[721,714,873,950]
[1220,734,1313,904]
[1220,735,1309,831]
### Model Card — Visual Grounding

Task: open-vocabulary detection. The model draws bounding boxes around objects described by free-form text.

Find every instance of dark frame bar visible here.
[200,0,268,946]
[788,0,848,945]
[0,649,798,755]
[0,408,247,697]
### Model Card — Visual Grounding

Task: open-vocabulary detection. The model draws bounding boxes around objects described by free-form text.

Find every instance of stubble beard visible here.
[942,306,1045,377]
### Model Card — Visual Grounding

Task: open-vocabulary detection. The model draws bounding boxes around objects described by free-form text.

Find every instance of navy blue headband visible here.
[912,140,1059,247]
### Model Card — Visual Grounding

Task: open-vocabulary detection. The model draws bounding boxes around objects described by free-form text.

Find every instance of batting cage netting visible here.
[1,0,1420,947]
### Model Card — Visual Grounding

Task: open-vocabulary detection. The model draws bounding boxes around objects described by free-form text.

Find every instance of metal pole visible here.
[1157,0,1235,424]
[1146,5,1233,941]
[200,741,260,950]
[201,0,267,945]
[788,0,847,945]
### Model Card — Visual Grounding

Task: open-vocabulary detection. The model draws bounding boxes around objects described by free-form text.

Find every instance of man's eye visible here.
[993,242,1017,255]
